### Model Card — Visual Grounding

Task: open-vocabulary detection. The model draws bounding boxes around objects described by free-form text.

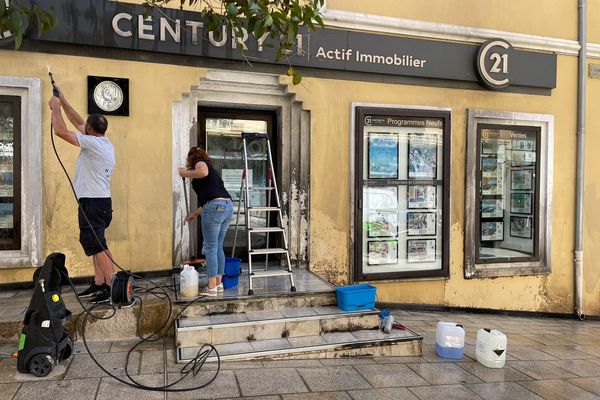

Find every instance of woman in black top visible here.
[179,147,233,296]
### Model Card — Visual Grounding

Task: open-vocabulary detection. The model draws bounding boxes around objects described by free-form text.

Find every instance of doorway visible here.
[196,107,278,260]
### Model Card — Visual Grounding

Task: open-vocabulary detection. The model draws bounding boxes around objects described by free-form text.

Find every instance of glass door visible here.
[197,107,277,259]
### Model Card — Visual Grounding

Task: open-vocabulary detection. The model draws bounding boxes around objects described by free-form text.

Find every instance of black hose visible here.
[50,120,220,391]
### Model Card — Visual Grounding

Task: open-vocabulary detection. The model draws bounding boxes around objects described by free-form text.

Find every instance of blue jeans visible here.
[201,199,233,278]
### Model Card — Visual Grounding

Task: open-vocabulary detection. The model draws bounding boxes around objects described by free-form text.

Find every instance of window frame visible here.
[353,105,451,282]
[0,95,22,250]
[0,77,43,269]
[465,109,553,278]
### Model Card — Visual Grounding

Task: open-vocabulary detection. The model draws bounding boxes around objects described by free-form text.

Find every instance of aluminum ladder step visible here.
[250,270,293,278]
[242,133,268,140]
[247,206,280,212]
[249,248,288,255]
[249,227,284,233]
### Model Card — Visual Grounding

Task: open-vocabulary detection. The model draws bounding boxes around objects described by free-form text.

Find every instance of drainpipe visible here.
[575,0,587,320]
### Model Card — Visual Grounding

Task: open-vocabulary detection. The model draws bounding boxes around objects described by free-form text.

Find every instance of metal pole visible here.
[182,177,192,262]
[575,0,587,320]
[231,169,246,258]
[265,169,272,271]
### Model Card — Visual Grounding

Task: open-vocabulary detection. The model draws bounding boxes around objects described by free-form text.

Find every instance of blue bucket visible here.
[335,284,377,311]
[223,257,241,289]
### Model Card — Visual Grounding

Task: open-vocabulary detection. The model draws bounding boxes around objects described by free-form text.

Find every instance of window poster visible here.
[368,133,399,179]
[366,186,398,210]
[512,139,535,151]
[368,240,398,265]
[481,175,503,195]
[481,198,503,218]
[481,157,498,175]
[408,134,437,179]
[0,203,12,229]
[407,185,436,209]
[407,239,436,262]
[511,169,533,191]
[407,212,436,236]
[367,211,398,238]
[481,137,498,154]
[510,216,532,238]
[481,221,504,241]
[510,193,532,214]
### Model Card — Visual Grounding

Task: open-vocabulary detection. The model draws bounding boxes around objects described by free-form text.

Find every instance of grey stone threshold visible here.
[176,307,379,331]
[177,328,422,363]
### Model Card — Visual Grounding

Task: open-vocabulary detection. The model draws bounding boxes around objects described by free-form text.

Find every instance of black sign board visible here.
[88,76,129,116]
[14,0,556,90]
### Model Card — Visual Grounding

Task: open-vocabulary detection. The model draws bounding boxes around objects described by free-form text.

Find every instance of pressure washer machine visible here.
[16,253,74,377]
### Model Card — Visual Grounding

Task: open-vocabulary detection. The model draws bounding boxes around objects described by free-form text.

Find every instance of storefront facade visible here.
[1,0,599,315]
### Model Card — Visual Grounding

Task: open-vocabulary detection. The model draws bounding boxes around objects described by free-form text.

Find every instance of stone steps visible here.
[174,291,337,318]
[175,304,422,363]
[177,326,421,362]
[176,307,380,347]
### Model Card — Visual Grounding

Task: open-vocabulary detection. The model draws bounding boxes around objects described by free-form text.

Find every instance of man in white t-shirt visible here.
[49,88,116,304]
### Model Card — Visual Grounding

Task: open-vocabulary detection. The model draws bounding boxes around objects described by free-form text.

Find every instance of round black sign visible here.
[476,39,513,89]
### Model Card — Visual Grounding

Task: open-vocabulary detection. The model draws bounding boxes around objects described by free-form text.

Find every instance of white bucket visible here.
[476,328,507,368]
[435,321,465,359]
[179,264,199,298]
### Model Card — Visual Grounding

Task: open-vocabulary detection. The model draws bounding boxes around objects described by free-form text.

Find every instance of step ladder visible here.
[232,133,296,296]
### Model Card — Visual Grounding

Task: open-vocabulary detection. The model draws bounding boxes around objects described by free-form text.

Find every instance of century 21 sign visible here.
[477,39,513,89]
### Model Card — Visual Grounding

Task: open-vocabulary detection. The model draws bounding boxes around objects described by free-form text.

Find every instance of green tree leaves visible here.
[0,0,55,49]
[1,0,325,84]
[146,0,325,84]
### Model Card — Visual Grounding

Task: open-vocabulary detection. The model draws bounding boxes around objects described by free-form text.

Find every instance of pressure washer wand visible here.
[47,65,60,97]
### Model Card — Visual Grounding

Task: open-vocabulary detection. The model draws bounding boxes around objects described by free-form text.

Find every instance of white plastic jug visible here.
[476,328,507,368]
[435,321,465,359]
[179,265,199,298]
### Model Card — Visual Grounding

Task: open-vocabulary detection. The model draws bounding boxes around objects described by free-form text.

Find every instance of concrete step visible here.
[175,290,337,318]
[176,306,380,347]
[176,326,422,363]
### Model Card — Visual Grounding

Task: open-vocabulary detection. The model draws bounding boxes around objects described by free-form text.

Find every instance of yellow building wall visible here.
[322,0,600,315]
[295,53,593,314]
[584,60,600,314]
[0,50,203,283]
[0,33,597,315]
[589,1,600,44]
[327,0,578,41]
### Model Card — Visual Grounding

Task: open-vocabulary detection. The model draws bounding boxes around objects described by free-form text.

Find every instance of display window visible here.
[465,110,553,278]
[476,124,539,261]
[354,107,450,280]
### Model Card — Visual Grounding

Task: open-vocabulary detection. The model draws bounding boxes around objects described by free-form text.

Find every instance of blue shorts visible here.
[78,198,112,256]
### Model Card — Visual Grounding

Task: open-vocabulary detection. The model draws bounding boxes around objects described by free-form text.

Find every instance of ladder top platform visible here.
[241,132,268,140]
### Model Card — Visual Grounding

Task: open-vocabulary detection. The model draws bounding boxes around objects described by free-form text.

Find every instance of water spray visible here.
[47,65,59,97]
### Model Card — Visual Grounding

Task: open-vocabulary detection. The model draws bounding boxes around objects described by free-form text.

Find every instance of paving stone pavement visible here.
[0,310,599,400]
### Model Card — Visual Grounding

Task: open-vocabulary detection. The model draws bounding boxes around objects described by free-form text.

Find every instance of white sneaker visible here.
[217,284,224,293]
[199,286,218,297]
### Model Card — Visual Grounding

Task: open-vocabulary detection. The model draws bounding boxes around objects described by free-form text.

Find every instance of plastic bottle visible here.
[179,265,199,298]
[476,328,507,368]
[435,321,465,359]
